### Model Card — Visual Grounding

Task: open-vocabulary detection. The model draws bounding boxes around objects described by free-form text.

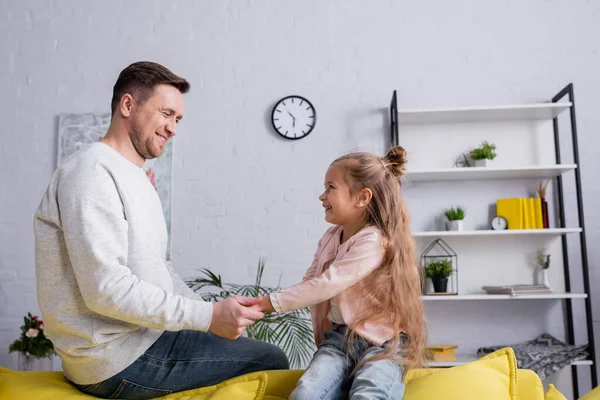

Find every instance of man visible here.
[34,61,289,399]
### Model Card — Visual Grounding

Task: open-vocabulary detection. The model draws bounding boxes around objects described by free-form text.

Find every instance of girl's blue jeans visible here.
[290,323,406,400]
[72,330,289,399]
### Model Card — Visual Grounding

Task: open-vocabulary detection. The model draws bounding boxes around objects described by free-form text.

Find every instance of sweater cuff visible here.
[182,299,214,331]
[270,292,283,313]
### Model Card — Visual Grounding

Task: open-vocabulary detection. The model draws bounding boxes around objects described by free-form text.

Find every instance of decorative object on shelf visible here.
[536,180,550,229]
[444,206,465,231]
[426,344,458,361]
[421,238,458,295]
[491,216,508,230]
[477,333,588,379]
[481,284,552,296]
[424,258,453,293]
[271,95,316,140]
[186,258,314,368]
[496,197,543,230]
[470,141,497,167]
[453,153,471,168]
[536,249,552,290]
[9,313,55,371]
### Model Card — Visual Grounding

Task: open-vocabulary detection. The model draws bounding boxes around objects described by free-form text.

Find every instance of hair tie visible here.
[379,157,389,174]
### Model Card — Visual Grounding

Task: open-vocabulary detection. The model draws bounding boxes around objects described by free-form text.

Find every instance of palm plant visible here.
[186,258,315,368]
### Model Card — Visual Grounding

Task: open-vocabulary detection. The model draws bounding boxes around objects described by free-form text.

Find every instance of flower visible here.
[26,329,39,338]
[9,312,55,359]
[145,168,157,190]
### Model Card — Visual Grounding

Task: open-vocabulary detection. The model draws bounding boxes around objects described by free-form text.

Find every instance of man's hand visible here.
[209,296,265,340]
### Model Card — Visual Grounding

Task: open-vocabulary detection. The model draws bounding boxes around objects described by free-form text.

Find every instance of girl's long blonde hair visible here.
[333,145,427,375]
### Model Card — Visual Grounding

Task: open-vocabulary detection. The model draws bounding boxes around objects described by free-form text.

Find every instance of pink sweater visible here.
[271,225,396,347]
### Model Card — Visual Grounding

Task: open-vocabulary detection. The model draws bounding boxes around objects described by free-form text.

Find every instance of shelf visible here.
[422,293,588,301]
[397,102,572,124]
[412,228,582,237]
[406,165,577,182]
[427,354,592,367]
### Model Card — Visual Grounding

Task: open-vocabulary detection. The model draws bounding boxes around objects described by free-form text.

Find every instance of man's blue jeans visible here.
[74,330,289,399]
[289,324,405,400]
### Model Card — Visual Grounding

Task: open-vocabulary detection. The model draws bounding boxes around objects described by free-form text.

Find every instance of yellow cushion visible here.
[545,384,568,400]
[0,366,267,400]
[403,347,518,400]
[579,385,600,400]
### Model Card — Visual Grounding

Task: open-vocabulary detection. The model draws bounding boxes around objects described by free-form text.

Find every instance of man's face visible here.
[128,84,184,160]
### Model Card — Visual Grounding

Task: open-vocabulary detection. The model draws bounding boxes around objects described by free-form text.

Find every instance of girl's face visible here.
[319,164,364,226]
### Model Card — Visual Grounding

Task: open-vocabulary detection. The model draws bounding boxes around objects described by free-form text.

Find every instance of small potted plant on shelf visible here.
[424,259,454,293]
[9,313,55,371]
[444,206,466,231]
[470,141,497,167]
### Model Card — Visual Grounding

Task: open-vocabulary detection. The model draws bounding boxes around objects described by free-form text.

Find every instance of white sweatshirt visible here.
[34,142,212,385]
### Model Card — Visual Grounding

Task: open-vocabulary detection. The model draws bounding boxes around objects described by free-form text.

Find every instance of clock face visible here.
[491,216,508,230]
[271,95,316,140]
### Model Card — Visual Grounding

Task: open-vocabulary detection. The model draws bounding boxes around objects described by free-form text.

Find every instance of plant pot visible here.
[431,277,448,293]
[473,159,493,167]
[446,220,464,231]
[17,353,53,371]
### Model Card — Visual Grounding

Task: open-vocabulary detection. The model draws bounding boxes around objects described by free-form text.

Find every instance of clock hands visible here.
[287,110,296,129]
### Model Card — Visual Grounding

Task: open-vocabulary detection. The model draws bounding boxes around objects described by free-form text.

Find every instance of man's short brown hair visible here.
[111,61,190,115]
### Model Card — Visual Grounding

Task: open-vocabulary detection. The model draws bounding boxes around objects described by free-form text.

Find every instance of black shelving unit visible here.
[389,84,596,397]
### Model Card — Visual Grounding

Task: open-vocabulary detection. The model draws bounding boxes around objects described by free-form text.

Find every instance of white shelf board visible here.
[412,228,582,238]
[422,293,588,301]
[406,165,577,182]
[427,354,592,367]
[397,102,572,124]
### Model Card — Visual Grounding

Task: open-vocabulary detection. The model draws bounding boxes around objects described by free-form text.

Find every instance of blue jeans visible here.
[73,330,289,399]
[290,324,405,400]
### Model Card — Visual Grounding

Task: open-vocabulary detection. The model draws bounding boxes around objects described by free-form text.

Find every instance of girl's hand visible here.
[252,295,276,313]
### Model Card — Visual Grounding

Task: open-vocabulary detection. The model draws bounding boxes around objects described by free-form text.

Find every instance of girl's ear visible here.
[356,188,373,208]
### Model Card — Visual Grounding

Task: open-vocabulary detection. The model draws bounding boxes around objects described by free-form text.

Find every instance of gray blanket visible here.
[477,333,589,379]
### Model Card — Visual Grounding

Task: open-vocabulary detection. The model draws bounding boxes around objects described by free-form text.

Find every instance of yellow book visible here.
[534,198,543,229]
[521,198,529,229]
[527,198,535,229]
[497,198,523,230]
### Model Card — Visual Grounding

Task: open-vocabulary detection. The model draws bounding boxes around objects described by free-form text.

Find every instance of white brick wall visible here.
[1,0,599,396]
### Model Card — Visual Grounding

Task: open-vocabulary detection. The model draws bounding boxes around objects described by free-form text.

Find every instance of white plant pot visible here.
[473,159,493,167]
[446,220,464,231]
[541,269,552,290]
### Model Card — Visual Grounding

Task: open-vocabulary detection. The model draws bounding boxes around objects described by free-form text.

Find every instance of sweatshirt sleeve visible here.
[58,164,213,332]
[165,260,206,301]
[272,230,384,313]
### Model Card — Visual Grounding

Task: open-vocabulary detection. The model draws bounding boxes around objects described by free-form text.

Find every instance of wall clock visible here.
[271,95,316,140]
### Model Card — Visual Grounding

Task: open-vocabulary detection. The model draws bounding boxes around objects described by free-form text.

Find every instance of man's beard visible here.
[129,115,159,160]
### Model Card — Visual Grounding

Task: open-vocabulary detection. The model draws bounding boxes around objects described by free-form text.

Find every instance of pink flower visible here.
[146,169,157,190]
[39,324,44,330]
[26,329,39,338]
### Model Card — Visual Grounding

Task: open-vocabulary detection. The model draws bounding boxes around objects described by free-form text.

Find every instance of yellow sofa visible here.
[0,348,569,400]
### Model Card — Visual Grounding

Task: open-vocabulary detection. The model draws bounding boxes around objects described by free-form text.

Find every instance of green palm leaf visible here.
[186,259,316,368]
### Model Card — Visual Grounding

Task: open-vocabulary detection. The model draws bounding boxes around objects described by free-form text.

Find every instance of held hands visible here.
[208,296,265,340]
[250,295,276,314]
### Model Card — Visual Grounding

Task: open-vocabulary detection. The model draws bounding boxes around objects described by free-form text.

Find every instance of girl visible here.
[256,145,427,399]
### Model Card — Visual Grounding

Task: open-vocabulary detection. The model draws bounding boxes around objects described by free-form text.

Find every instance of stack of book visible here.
[425,344,458,362]
[481,284,552,296]
[496,197,549,229]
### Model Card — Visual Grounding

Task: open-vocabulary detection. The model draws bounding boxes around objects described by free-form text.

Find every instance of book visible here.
[426,344,458,361]
[482,284,552,295]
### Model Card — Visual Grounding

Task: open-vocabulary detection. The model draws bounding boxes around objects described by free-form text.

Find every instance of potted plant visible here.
[186,258,314,368]
[444,206,466,231]
[9,313,55,371]
[424,259,454,293]
[470,141,497,167]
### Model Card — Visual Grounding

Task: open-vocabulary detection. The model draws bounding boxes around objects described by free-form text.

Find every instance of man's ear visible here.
[356,188,373,208]
[120,94,134,118]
